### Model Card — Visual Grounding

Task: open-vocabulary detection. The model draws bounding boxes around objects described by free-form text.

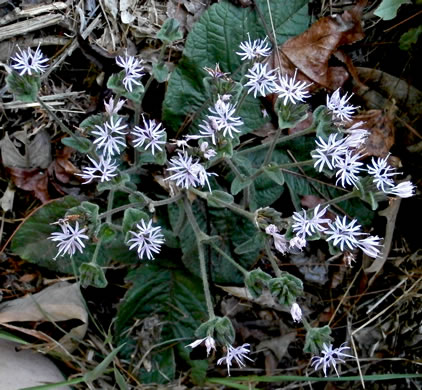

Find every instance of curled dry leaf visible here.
[8,167,50,203]
[354,108,396,157]
[0,282,88,352]
[268,4,365,92]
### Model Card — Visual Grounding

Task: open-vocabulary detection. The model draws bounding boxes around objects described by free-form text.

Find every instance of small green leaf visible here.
[157,18,183,43]
[235,232,265,255]
[61,136,93,153]
[79,262,108,288]
[207,190,234,208]
[80,113,105,132]
[245,268,272,298]
[263,164,285,185]
[98,223,117,243]
[231,176,252,195]
[303,325,333,354]
[114,366,129,390]
[6,72,41,102]
[152,63,169,82]
[122,208,150,234]
[97,173,130,192]
[374,0,411,20]
[107,72,145,102]
[399,25,422,50]
[276,100,309,129]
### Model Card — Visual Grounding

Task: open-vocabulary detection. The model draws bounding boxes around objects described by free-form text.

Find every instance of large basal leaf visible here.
[115,265,208,383]
[10,196,128,273]
[162,0,310,133]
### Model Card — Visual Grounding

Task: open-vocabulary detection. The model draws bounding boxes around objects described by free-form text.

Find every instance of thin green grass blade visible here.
[19,377,84,390]
[0,330,29,345]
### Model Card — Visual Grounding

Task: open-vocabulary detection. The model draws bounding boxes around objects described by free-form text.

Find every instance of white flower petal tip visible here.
[127,219,165,260]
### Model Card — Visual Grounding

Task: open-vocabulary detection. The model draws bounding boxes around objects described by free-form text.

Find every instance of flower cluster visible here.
[165,151,216,192]
[236,33,272,61]
[127,219,165,260]
[131,116,166,155]
[217,344,253,376]
[48,220,89,260]
[292,205,330,239]
[77,155,118,184]
[311,343,353,377]
[312,132,415,196]
[11,45,49,76]
[326,216,382,258]
[115,54,145,92]
[326,89,357,122]
[265,224,306,254]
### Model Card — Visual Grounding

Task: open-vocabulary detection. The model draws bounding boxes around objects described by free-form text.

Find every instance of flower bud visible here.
[244,268,272,298]
[268,272,303,306]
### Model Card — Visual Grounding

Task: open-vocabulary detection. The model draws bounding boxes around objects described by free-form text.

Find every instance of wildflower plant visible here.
[6,0,418,385]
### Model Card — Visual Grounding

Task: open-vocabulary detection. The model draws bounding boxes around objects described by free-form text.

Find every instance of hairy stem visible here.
[264,239,281,277]
[183,196,215,319]
[237,125,316,156]
[210,243,248,275]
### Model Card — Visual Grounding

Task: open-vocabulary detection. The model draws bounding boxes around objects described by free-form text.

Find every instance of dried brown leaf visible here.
[8,167,50,203]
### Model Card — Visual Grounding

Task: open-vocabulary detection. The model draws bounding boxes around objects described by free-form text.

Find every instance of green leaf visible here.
[231,176,252,195]
[107,72,145,102]
[115,265,208,383]
[80,113,105,132]
[245,268,272,298]
[276,100,309,129]
[10,196,109,273]
[152,63,169,82]
[303,325,333,354]
[374,0,411,20]
[235,232,265,255]
[122,208,150,234]
[207,190,234,208]
[61,136,93,153]
[79,262,108,288]
[114,366,129,390]
[98,222,117,243]
[399,25,422,50]
[157,18,183,43]
[6,72,41,102]
[262,164,285,186]
[97,173,131,192]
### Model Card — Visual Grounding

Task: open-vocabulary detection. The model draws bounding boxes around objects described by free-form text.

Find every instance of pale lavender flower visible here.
[115,54,145,92]
[292,205,330,239]
[334,150,365,188]
[312,134,348,172]
[326,89,357,122]
[197,119,219,145]
[366,154,397,192]
[49,221,89,260]
[357,235,382,258]
[104,96,126,116]
[186,336,216,357]
[236,33,272,61]
[274,70,311,105]
[127,219,165,260]
[387,181,416,198]
[326,216,361,251]
[342,121,368,149]
[311,343,353,377]
[166,151,216,191]
[290,302,302,322]
[77,155,118,184]
[204,63,230,79]
[265,224,288,254]
[217,344,253,376]
[244,63,277,98]
[289,236,307,251]
[11,45,49,75]
[200,142,217,160]
[131,117,166,155]
[92,117,127,157]
[207,98,243,139]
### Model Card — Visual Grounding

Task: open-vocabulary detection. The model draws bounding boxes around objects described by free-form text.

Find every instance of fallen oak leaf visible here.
[268,3,365,92]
